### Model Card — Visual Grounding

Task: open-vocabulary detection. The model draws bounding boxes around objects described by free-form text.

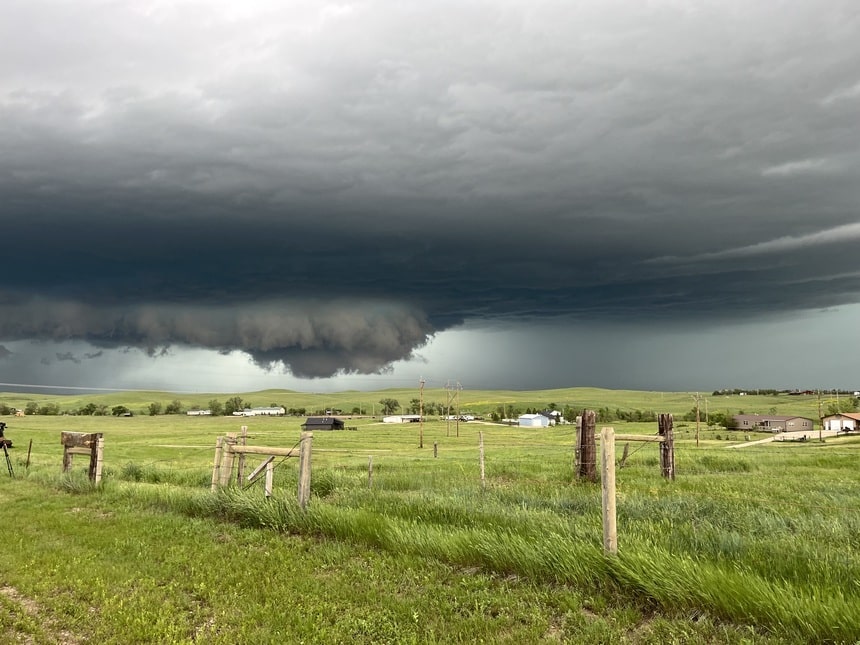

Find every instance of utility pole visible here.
[818,390,823,442]
[692,392,701,448]
[455,381,462,438]
[419,377,425,449]
[445,381,451,437]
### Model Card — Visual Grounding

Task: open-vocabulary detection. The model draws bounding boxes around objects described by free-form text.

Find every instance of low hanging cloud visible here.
[648,222,860,265]
[0,298,433,378]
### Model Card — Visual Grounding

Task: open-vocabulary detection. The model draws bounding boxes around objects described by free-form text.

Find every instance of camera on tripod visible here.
[0,422,11,448]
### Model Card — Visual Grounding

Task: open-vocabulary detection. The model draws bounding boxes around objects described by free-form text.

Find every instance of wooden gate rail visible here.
[211,431,313,508]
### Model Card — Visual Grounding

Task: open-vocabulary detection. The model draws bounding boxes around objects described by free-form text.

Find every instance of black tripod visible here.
[0,422,12,477]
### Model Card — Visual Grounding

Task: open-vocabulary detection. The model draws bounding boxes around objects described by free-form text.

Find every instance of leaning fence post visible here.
[600,426,617,555]
[297,431,313,509]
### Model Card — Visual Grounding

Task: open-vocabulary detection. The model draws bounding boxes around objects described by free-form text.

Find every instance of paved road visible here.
[727,429,840,449]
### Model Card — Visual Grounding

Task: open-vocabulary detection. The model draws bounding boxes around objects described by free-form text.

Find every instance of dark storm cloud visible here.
[0,346,11,360]
[1,1,859,378]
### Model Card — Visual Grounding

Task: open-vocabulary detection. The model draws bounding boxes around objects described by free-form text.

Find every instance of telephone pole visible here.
[455,381,462,438]
[419,377,425,449]
[445,381,452,437]
[692,392,701,448]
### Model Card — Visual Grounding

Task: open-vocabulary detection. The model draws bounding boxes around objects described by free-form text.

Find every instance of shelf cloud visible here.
[1,0,859,388]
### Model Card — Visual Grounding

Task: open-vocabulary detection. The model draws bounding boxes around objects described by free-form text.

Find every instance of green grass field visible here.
[0,389,858,643]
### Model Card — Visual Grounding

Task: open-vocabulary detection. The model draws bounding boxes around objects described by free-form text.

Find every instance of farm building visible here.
[302,417,345,431]
[823,413,860,431]
[383,415,422,423]
[186,410,212,416]
[518,413,550,428]
[233,407,286,417]
[731,414,815,433]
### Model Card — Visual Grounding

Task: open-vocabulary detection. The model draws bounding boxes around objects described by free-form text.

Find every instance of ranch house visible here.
[731,414,815,433]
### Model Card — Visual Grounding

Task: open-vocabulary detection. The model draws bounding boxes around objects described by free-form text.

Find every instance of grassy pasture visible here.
[1,404,859,643]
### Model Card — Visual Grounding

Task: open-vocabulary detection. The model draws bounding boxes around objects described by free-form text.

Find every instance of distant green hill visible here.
[0,386,830,421]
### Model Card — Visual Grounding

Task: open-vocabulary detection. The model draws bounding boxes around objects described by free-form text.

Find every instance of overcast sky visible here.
[1,0,859,394]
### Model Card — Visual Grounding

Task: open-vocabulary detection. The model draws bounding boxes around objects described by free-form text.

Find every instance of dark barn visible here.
[302,416,345,431]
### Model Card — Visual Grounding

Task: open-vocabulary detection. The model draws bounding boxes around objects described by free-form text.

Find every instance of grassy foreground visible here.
[1,413,859,643]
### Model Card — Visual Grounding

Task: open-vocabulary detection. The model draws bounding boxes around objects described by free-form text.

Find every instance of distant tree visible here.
[148,402,162,416]
[24,401,39,415]
[94,404,109,416]
[164,399,183,415]
[0,403,12,415]
[379,398,399,415]
[111,405,130,417]
[38,403,61,416]
[208,399,224,416]
[351,406,361,415]
[224,396,244,416]
[408,398,421,414]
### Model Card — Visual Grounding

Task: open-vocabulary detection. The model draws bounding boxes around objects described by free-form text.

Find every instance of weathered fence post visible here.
[236,425,248,485]
[433,441,438,458]
[93,435,104,485]
[26,439,32,469]
[658,413,675,480]
[211,437,224,492]
[219,433,237,487]
[600,427,617,554]
[297,431,313,509]
[479,431,486,490]
[60,432,104,484]
[265,458,274,498]
[578,410,597,481]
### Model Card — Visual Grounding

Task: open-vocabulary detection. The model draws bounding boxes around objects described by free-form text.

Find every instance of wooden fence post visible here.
[297,431,313,509]
[600,427,617,555]
[211,437,224,492]
[93,435,104,485]
[265,458,274,498]
[219,434,237,487]
[578,410,597,481]
[479,431,486,490]
[658,414,675,480]
[433,441,438,458]
[236,425,248,485]
[574,415,582,477]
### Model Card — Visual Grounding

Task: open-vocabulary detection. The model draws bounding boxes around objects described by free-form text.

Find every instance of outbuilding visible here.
[518,413,550,428]
[302,416,345,431]
[823,413,860,432]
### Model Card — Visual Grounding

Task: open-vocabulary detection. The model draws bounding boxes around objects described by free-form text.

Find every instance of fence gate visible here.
[61,432,104,484]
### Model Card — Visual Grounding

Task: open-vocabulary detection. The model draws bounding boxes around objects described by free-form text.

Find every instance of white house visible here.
[823,413,860,432]
[233,407,286,417]
[518,413,550,428]
[186,410,212,416]
[382,414,422,423]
